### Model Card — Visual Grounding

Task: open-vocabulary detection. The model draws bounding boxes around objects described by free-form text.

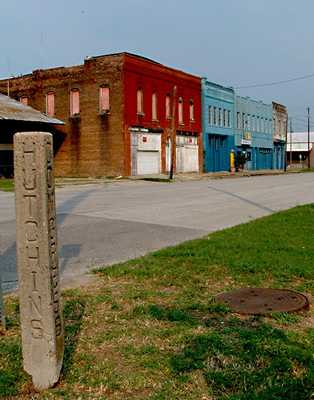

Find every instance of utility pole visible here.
[290,118,293,167]
[307,107,311,169]
[284,116,288,172]
[169,85,177,180]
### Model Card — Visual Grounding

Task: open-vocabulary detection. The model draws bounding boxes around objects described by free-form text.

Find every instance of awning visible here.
[0,93,64,125]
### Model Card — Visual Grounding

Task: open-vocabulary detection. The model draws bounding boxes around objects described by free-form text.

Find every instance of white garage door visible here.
[176,136,199,172]
[137,151,161,175]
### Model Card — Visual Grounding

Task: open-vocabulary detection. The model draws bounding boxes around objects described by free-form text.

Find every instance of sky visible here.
[1,0,314,130]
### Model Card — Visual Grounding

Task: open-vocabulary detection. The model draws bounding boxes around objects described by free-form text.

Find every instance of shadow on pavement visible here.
[208,185,275,213]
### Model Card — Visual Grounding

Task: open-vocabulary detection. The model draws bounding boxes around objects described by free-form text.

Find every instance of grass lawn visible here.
[1,205,314,399]
[0,179,14,192]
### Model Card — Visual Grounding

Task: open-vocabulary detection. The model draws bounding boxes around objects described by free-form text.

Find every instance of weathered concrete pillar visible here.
[0,275,5,329]
[14,132,64,390]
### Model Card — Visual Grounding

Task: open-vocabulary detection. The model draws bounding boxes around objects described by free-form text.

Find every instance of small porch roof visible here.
[0,93,64,125]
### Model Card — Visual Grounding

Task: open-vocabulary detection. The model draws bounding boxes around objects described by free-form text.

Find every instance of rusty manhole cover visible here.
[216,288,310,315]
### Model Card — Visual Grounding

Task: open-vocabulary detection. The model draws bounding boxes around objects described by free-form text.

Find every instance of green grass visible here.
[0,179,14,192]
[299,168,314,173]
[0,205,313,399]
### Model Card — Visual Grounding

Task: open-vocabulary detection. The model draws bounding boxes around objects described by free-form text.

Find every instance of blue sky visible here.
[1,0,314,129]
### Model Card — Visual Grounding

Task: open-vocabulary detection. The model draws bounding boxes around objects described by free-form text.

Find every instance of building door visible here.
[176,135,199,173]
[137,151,160,175]
[206,135,228,172]
[131,131,161,175]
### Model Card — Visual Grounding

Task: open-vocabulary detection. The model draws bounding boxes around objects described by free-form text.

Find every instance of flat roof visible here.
[287,132,314,151]
[0,94,63,125]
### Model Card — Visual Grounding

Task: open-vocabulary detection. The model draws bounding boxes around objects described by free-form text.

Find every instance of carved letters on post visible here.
[14,132,64,390]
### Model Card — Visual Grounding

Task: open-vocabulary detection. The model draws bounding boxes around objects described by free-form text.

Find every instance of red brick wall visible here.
[0,55,125,177]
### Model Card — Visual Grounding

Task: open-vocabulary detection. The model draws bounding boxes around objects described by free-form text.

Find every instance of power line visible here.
[235,72,314,89]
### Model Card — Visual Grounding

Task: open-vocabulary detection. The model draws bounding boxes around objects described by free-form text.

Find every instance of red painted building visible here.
[0,53,202,177]
[123,54,202,175]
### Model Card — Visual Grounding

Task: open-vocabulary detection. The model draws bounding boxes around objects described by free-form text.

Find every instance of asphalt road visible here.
[1,173,314,292]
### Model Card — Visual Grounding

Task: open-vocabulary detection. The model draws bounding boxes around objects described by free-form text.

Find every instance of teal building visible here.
[235,96,273,170]
[202,79,235,172]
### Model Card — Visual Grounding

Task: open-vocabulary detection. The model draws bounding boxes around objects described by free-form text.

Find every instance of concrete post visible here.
[14,132,64,390]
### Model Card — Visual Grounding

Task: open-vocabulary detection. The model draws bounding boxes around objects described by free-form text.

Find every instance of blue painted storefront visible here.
[202,79,235,172]
[235,96,274,170]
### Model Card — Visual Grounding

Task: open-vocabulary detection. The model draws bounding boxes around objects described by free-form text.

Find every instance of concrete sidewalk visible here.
[55,169,295,187]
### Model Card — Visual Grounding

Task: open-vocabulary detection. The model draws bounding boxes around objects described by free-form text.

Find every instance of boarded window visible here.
[99,87,110,113]
[70,89,80,116]
[20,96,28,106]
[152,92,158,120]
[46,92,55,116]
[165,94,171,119]
[137,88,144,114]
[189,99,194,121]
[178,97,184,124]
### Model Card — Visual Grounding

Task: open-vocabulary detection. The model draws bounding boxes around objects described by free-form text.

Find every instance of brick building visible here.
[0,53,202,177]
[272,102,287,170]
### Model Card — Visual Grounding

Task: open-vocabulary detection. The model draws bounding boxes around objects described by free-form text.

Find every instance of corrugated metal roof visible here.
[0,93,64,125]
[287,132,314,152]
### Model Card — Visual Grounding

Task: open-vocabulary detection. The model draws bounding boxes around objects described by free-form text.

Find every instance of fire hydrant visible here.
[230,149,235,174]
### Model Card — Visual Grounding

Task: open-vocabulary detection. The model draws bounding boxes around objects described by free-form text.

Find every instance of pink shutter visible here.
[71,90,80,115]
[99,87,110,112]
[46,92,55,116]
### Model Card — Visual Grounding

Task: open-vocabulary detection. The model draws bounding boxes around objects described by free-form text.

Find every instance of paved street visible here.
[1,173,314,292]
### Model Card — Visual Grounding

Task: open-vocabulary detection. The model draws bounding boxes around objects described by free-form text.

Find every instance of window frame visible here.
[165,94,171,119]
[152,92,158,121]
[46,91,55,117]
[19,96,28,106]
[189,99,195,122]
[70,88,80,117]
[99,86,110,114]
[178,97,184,125]
[137,88,144,115]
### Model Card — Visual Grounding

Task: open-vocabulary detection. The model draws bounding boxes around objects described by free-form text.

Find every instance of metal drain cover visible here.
[216,288,310,315]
